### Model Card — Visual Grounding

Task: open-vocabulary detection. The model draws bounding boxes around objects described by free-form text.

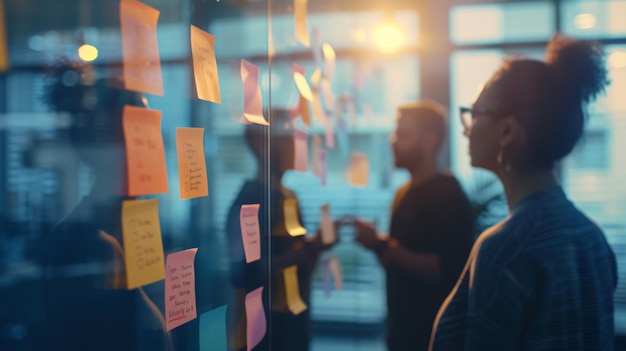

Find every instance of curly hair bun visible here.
[546,34,610,105]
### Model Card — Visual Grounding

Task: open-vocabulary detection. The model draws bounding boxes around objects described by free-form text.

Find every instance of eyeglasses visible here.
[459,106,507,135]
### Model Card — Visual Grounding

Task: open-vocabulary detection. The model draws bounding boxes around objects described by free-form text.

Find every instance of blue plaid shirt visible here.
[430,185,617,351]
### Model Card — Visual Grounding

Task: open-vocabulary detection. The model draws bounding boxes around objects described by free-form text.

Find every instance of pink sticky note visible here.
[294,128,308,172]
[319,150,328,186]
[165,248,198,331]
[241,60,268,126]
[324,113,335,149]
[291,63,306,75]
[246,286,266,351]
[240,204,261,263]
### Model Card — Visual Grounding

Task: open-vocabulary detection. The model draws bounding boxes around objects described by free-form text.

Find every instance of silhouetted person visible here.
[430,35,617,351]
[354,101,475,351]
[41,59,167,351]
[225,109,333,351]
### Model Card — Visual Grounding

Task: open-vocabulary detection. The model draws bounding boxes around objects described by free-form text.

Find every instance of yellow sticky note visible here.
[176,128,208,199]
[283,265,308,315]
[294,72,314,102]
[0,0,9,72]
[294,0,310,48]
[349,152,369,187]
[122,199,165,289]
[123,106,169,196]
[283,198,306,237]
[322,43,336,81]
[190,25,221,103]
[120,0,163,96]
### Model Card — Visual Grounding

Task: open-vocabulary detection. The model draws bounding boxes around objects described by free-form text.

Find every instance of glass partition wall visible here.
[0,1,625,351]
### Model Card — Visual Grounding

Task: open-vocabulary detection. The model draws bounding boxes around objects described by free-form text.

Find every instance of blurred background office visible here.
[0,0,624,350]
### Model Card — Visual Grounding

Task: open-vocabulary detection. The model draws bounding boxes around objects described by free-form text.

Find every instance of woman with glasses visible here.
[429,35,617,350]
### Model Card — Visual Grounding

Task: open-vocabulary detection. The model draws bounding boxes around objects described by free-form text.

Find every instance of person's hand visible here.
[354,219,381,251]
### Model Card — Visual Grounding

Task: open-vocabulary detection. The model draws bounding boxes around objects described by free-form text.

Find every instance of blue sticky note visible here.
[200,305,228,351]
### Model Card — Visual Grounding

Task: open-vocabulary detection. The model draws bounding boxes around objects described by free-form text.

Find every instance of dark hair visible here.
[42,57,144,147]
[486,35,610,169]
[397,99,448,149]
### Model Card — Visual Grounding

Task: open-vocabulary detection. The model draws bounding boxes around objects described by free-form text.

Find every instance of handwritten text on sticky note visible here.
[240,204,261,263]
[190,25,221,103]
[176,128,208,199]
[123,106,169,196]
[120,0,163,96]
[122,199,165,289]
[165,248,198,331]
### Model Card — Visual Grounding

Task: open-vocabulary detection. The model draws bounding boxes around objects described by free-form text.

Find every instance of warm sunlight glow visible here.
[609,51,626,68]
[78,44,98,62]
[574,13,597,29]
[374,25,404,54]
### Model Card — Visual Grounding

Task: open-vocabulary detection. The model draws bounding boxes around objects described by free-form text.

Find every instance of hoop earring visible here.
[497,148,512,174]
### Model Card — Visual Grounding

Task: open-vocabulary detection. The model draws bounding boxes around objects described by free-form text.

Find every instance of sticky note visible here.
[176,128,208,200]
[324,114,335,149]
[120,0,163,96]
[294,72,314,102]
[328,256,343,290]
[300,95,311,126]
[321,77,335,111]
[311,68,322,87]
[294,0,310,47]
[246,287,266,351]
[312,135,322,176]
[349,152,369,187]
[312,91,325,124]
[312,27,323,67]
[283,265,308,315]
[241,60,268,126]
[240,204,261,263]
[322,43,336,81]
[283,198,306,237]
[320,204,335,245]
[294,128,308,172]
[165,248,198,331]
[200,305,227,351]
[319,150,328,186]
[190,25,221,103]
[123,106,169,196]
[122,199,165,289]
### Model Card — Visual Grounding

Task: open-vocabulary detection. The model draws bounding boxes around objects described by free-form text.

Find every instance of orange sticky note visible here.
[349,152,369,187]
[294,0,310,48]
[240,204,261,263]
[176,128,208,199]
[241,59,268,126]
[283,198,306,237]
[120,0,163,96]
[283,265,308,315]
[122,199,165,289]
[190,25,221,103]
[300,95,311,126]
[294,72,314,102]
[294,128,308,172]
[123,105,168,196]
[165,248,198,331]
[246,287,266,351]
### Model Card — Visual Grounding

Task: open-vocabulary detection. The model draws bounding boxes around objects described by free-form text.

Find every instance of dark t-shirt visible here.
[386,174,474,351]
